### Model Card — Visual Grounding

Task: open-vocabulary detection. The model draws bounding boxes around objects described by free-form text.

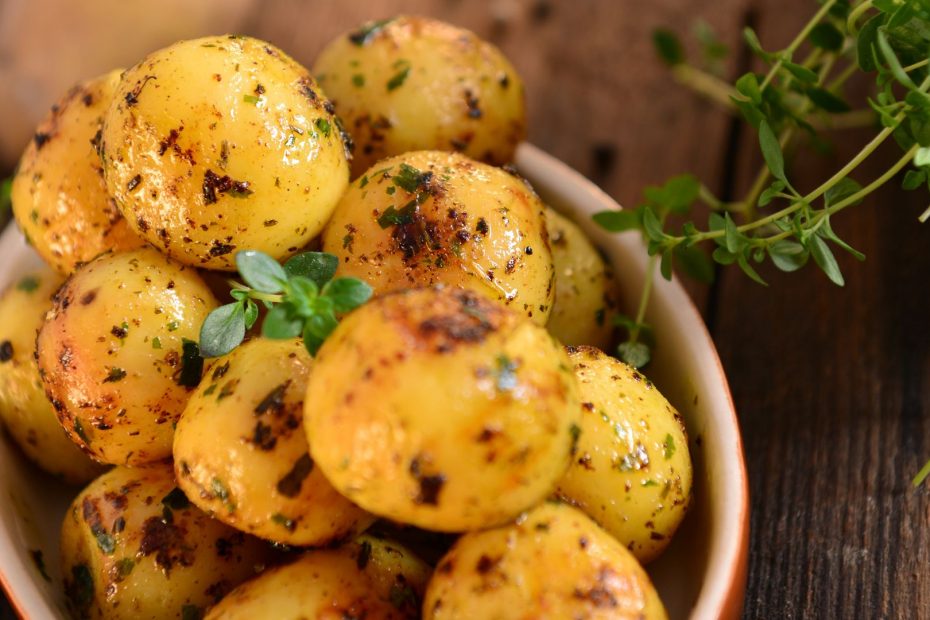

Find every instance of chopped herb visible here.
[211,478,235,512]
[386,185,396,195]
[167,321,179,332]
[115,558,135,580]
[271,513,296,532]
[74,419,90,444]
[352,74,365,87]
[314,118,331,136]
[359,175,369,188]
[348,18,393,46]
[569,423,582,455]
[177,339,204,387]
[377,203,417,229]
[387,61,411,91]
[16,276,40,292]
[104,367,127,383]
[664,433,676,460]
[642,479,660,487]
[151,337,162,349]
[392,163,427,193]
[217,379,239,401]
[202,383,217,396]
[242,94,261,105]
[389,580,419,610]
[93,528,115,555]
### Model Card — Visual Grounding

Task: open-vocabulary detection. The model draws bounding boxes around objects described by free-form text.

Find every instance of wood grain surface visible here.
[2,1,929,618]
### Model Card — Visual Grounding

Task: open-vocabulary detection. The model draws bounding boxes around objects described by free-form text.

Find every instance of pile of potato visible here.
[0,16,692,619]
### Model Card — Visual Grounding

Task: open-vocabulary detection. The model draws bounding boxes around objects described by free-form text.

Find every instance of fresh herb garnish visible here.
[16,276,39,292]
[387,60,412,91]
[199,250,372,357]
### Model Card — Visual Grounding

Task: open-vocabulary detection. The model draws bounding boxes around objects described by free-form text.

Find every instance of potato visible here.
[0,268,104,483]
[11,70,144,275]
[60,464,273,620]
[314,15,526,177]
[304,287,580,532]
[322,151,554,324]
[206,535,430,620]
[424,502,667,619]
[36,248,219,465]
[556,346,692,564]
[101,35,350,270]
[174,338,373,545]
[545,207,620,349]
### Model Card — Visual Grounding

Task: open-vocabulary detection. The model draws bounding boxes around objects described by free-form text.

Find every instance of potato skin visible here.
[557,346,692,564]
[206,535,430,620]
[424,502,668,620]
[101,35,350,270]
[322,151,554,324]
[0,268,104,483]
[545,207,620,349]
[11,70,144,275]
[174,338,372,545]
[314,15,526,177]
[304,287,580,532]
[36,248,219,465]
[60,464,273,620]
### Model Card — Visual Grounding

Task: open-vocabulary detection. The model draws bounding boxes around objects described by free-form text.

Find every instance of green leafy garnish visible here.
[199,250,372,357]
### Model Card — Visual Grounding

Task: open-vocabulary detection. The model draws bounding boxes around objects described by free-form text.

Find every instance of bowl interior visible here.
[0,143,747,619]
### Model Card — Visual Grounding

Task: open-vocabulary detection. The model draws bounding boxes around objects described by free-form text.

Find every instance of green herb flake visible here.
[151,337,162,349]
[93,528,115,555]
[74,419,90,444]
[115,558,135,581]
[271,513,296,532]
[103,367,127,383]
[315,117,331,136]
[392,163,427,193]
[352,73,365,87]
[167,321,180,332]
[386,61,411,91]
[663,434,676,460]
[211,477,236,513]
[569,423,582,455]
[377,203,417,229]
[242,94,261,105]
[16,276,40,292]
[642,479,660,487]
[348,18,393,46]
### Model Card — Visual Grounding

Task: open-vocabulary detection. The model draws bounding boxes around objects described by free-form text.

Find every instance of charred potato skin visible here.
[314,15,526,177]
[424,502,668,620]
[36,248,219,466]
[0,268,104,483]
[60,464,272,620]
[173,338,373,546]
[545,207,620,349]
[322,150,555,325]
[101,35,350,270]
[206,535,430,620]
[304,287,581,532]
[557,346,692,564]
[11,70,145,275]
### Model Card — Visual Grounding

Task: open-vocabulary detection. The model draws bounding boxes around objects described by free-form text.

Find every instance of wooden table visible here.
[3,1,929,618]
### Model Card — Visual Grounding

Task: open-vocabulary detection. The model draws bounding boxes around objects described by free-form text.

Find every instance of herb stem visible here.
[846,0,873,37]
[228,281,284,303]
[825,62,859,91]
[903,58,930,74]
[759,0,837,92]
[629,254,658,344]
[672,64,737,109]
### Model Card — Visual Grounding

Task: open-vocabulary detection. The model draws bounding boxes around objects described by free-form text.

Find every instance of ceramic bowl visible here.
[0,143,748,619]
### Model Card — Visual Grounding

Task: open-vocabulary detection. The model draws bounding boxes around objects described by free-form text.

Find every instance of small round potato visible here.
[174,338,372,545]
[0,268,104,483]
[206,535,430,620]
[545,207,620,349]
[60,464,273,620]
[36,248,219,465]
[11,70,145,275]
[322,151,554,324]
[304,287,581,532]
[101,35,350,270]
[424,502,668,619]
[557,346,692,564]
[314,15,526,176]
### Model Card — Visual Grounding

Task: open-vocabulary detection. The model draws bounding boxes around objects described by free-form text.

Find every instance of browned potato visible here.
[101,35,350,270]
[11,70,144,275]
[60,464,273,619]
[36,248,219,465]
[174,338,373,545]
[557,346,692,564]
[206,535,430,619]
[322,151,555,324]
[545,207,620,349]
[314,15,526,176]
[0,268,104,483]
[424,502,668,619]
[304,287,580,532]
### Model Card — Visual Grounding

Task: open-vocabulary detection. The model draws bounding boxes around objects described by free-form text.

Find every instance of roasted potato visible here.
[174,338,373,545]
[0,268,104,483]
[545,207,620,349]
[304,287,580,532]
[206,534,430,620]
[101,35,350,270]
[36,248,219,465]
[322,151,554,324]
[314,15,526,177]
[11,70,144,275]
[424,502,667,619]
[60,464,273,620]
[557,346,692,564]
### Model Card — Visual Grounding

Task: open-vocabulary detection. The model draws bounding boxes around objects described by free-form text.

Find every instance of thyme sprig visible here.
[199,250,372,358]
[598,0,930,372]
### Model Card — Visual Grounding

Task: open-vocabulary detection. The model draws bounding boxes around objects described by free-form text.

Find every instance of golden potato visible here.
[36,248,219,465]
[424,502,667,619]
[0,268,104,483]
[322,151,554,324]
[545,207,620,349]
[60,464,273,620]
[557,346,692,564]
[11,70,144,275]
[174,338,372,545]
[207,535,430,620]
[314,15,526,176]
[304,287,580,532]
[101,35,350,270]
